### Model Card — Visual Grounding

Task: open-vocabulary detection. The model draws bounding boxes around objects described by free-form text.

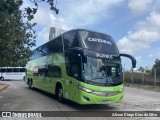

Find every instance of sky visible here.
[22,0,160,70]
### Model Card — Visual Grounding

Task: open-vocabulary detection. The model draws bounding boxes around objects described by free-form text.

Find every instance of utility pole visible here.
[131,68,134,84]
[154,67,156,86]
[142,67,144,84]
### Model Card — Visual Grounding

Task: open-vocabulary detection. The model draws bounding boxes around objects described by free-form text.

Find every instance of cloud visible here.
[128,0,153,15]
[128,0,160,16]
[22,1,72,42]
[118,11,160,54]
[31,8,72,30]
[149,52,160,58]
[136,12,160,31]
[22,0,125,42]
[135,56,143,64]
[60,0,124,27]
[30,8,72,42]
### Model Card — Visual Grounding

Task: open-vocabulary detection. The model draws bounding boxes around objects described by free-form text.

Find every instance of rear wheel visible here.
[57,86,64,103]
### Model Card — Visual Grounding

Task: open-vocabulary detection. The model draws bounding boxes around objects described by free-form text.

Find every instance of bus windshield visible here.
[82,57,122,86]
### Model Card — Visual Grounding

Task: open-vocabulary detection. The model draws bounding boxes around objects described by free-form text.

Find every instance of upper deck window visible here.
[63,31,79,50]
[30,36,63,60]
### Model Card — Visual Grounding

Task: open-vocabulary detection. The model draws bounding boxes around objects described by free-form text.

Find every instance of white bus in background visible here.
[0,67,25,81]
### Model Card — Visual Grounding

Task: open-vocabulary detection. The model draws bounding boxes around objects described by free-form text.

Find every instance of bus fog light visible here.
[83,96,90,101]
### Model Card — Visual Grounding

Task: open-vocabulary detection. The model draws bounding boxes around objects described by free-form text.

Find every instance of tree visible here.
[0,0,36,66]
[152,59,160,77]
[0,0,58,67]
[24,0,59,21]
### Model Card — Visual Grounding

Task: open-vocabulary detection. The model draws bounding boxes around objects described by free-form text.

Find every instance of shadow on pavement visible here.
[25,86,117,111]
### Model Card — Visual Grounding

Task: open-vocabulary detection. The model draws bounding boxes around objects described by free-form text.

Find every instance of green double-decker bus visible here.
[25,29,136,104]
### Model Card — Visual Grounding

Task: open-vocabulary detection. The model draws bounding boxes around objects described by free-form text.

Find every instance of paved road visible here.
[0,81,160,120]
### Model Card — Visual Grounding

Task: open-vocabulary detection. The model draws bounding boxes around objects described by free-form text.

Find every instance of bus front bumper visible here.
[77,91,124,104]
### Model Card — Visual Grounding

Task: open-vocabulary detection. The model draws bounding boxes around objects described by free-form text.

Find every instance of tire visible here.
[0,77,4,81]
[57,86,64,103]
[28,80,33,89]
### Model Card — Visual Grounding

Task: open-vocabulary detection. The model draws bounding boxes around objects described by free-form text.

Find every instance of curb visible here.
[0,84,9,92]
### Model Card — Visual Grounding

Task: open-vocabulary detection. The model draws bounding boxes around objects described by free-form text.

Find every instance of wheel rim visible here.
[58,88,63,101]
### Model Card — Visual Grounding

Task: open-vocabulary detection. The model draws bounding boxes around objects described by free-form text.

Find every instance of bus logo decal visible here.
[88,37,112,45]
[96,53,113,59]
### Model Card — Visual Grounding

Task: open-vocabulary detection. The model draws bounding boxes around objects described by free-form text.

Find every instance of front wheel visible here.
[57,87,64,103]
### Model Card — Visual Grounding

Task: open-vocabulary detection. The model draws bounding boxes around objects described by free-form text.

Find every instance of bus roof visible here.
[62,29,112,37]
[34,29,111,49]
[0,67,25,69]
[34,29,117,52]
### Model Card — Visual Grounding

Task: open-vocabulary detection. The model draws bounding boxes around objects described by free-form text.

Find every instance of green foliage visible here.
[152,59,160,77]
[0,0,36,67]
[0,0,59,67]
[24,0,59,21]
[145,69,152,74]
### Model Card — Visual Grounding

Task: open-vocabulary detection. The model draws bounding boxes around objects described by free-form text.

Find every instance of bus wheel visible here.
[0,77,4,81]
[57,86,64,103]
[29,80,33,89]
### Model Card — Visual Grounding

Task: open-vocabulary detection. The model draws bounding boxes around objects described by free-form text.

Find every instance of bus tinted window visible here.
[48,36,63,53]
[79,30,119,54]
[7,68,12,72]
[30,36,63,60]
[20,68,25,72]
[63,31,79,50]
[30,50,38,60]
[65,51,81,80]
[37,45,48,57]
[38,66,47,76]
[0,68,6,73]
[47,65,62,78]
[13,68,19,72]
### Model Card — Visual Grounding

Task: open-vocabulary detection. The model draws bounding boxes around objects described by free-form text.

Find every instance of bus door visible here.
[66,50,81,101]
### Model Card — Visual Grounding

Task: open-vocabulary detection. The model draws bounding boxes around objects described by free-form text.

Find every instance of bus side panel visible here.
[25,54,66,94]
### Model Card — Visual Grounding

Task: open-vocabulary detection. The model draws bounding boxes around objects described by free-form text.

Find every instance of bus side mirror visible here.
[132,61,136,68]
[120,53,136,68]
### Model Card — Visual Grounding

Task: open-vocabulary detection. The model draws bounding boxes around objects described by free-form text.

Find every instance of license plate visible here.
[102,100,109,104]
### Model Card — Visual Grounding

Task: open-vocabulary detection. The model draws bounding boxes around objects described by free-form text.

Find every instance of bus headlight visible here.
[78,85,93,93]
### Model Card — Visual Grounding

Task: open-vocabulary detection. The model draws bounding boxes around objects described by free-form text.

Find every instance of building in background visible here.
[49,27,65,41]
